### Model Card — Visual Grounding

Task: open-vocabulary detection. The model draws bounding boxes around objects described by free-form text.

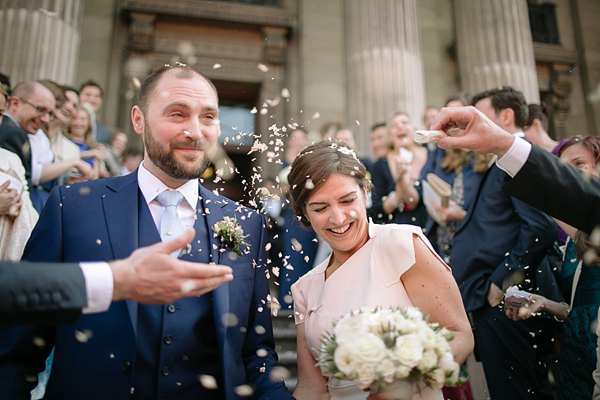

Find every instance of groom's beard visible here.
[143,124,211,180]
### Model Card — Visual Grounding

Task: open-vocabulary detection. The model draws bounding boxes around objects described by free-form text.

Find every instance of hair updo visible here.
[287,139,373,228]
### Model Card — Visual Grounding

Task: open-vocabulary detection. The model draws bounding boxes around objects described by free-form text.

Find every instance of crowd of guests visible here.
[0,74,142,261]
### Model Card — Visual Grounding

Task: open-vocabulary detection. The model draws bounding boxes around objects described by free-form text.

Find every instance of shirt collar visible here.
[3,113,19,127]
[137,161,198,209]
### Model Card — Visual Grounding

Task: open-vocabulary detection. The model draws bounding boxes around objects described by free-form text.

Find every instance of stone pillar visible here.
[0,0,83,85]
[344,0,426,155]
[454,0,540,103]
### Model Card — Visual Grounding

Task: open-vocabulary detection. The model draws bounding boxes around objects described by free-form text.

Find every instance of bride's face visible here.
[304,173,369,258]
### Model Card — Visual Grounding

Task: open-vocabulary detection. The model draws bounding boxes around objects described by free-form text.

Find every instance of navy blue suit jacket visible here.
[416,147,487,249]
[449,163,563,312]
[0,172,292,400]
[0,117,32,195]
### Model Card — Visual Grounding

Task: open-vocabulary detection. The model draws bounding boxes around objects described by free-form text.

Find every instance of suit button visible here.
[51,292,63,303]
[161,366,170,376]
[122,361,131,371]
[167,304,176,313]
[15,294,27,307]
[164,335,173,345]
[29,292,41,305]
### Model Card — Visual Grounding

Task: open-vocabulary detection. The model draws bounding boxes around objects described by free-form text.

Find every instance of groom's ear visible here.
[131,105,145,137]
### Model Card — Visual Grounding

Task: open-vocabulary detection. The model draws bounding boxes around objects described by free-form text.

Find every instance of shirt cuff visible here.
[80,262,114,314]
[30,162,42,185]
[496,137,532,177]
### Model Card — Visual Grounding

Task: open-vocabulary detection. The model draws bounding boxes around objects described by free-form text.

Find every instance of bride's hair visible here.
[287,139,373,228]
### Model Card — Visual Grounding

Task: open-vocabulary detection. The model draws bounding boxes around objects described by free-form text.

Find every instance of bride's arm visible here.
[293,324,329,400]
[401,235,474,364]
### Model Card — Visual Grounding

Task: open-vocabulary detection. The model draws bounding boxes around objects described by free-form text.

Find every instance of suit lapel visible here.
[102,171,144,335]
[199,186,232,361]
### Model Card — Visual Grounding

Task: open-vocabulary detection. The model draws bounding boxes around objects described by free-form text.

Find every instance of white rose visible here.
[405,307,423,321]
[395,365,411,379]
[394,334,423,368]
[434,333,452,354]
[439,351,456,371]
[439,351,460,383]
[428,367,446,388]
[376,358,396,383]
[402,320,418,334]
[334,343,358,376]
[356,363,376,389]
[353,333,387,365]
[334,313,369,344]
[416,325,437,350]
[417,349,438,371]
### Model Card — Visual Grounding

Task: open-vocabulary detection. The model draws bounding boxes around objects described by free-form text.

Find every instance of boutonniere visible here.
[212,216,250,258]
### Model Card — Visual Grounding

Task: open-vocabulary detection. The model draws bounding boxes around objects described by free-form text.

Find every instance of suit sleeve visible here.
[503,145,600,235]
[0,187,65,398]
[488,195,557,290]
[370,159,392,220]
[242,213,293,399]
[0,262,86,325]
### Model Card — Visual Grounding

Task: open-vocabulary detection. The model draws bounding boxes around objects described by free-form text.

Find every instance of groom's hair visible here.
[136,65,219,115]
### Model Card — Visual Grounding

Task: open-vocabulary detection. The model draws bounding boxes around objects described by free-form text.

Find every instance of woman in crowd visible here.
[506,135,600,400]
[67,104,108,180]
[289,139,473,399]
[370,112,428,227]
[415,93,494,262]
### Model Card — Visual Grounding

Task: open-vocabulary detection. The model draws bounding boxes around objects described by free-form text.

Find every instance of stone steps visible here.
[272,310,297,392]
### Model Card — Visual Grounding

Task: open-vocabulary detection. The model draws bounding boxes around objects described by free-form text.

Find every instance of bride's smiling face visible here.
[305,173,369,259]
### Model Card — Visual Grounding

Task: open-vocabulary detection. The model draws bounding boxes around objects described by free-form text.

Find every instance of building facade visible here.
[1,0,598,174]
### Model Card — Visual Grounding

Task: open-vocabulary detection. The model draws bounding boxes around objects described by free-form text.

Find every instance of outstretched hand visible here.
[110,228,234,304]
[431,106,515,157]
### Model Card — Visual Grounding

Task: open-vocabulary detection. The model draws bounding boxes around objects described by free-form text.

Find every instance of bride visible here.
[288,140,473,400]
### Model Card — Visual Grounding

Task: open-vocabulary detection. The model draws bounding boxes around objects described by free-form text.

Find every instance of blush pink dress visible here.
[291,222,446,400]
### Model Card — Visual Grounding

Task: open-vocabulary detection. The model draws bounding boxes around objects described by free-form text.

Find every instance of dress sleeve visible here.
[373,224,449,286]
[291,277,307,325]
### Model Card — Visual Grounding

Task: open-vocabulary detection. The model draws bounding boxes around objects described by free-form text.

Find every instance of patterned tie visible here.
[156,190,184,257]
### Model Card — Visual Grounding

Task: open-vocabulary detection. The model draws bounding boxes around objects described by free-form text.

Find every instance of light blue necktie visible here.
[156,190,184,257]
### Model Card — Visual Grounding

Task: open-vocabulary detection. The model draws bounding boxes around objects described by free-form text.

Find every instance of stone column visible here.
[0,0,83,85]
[344,0,426,155]
[454,0,540,103]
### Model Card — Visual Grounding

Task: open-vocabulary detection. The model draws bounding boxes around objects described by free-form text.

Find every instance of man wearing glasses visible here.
[0,81,56,197]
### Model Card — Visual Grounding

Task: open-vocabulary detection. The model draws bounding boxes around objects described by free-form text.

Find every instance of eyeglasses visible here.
[17,97,56,121]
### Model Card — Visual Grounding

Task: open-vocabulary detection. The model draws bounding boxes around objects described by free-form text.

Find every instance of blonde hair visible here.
[440,149,494,174]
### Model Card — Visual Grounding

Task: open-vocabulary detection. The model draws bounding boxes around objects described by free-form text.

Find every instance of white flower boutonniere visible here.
[212,216,250,258]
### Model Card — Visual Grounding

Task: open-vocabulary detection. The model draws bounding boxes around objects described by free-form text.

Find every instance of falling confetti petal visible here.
[199,374,218,389]
[234,384,254,397]
[281,88,290,98]
[270,366,291,381]
[250,107,258,114]
[256,348,268,357]
[222,313,239,327]
[257,63,269,72]
[74,329,93,343]
[255,325,266,335]
[212,63,222,69]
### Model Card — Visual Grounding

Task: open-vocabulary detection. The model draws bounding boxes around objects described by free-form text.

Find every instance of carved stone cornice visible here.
[533,43,578,65]
[120,0,297,28]
[262,26,287,65]
[129,12,156,53]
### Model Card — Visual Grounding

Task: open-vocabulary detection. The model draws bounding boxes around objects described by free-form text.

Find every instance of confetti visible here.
[257,63,269,72]
[234,384,254,397]
[199,374,218,389]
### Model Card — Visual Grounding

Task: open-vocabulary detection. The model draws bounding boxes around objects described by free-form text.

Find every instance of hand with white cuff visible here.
[110,228,234,304]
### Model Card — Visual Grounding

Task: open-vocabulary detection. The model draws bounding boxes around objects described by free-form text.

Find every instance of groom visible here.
[0,66,293,399]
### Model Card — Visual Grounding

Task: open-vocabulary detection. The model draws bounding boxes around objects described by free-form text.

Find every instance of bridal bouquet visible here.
[316,307,461,394]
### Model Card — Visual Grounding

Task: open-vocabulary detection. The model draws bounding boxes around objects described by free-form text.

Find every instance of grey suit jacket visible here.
[0,261,86,324]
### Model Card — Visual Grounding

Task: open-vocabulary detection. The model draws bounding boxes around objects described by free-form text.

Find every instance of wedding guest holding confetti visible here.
[289,139,473,399]
[370,112,428,227]
[506,135,600,400]
[415,93,494,262]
